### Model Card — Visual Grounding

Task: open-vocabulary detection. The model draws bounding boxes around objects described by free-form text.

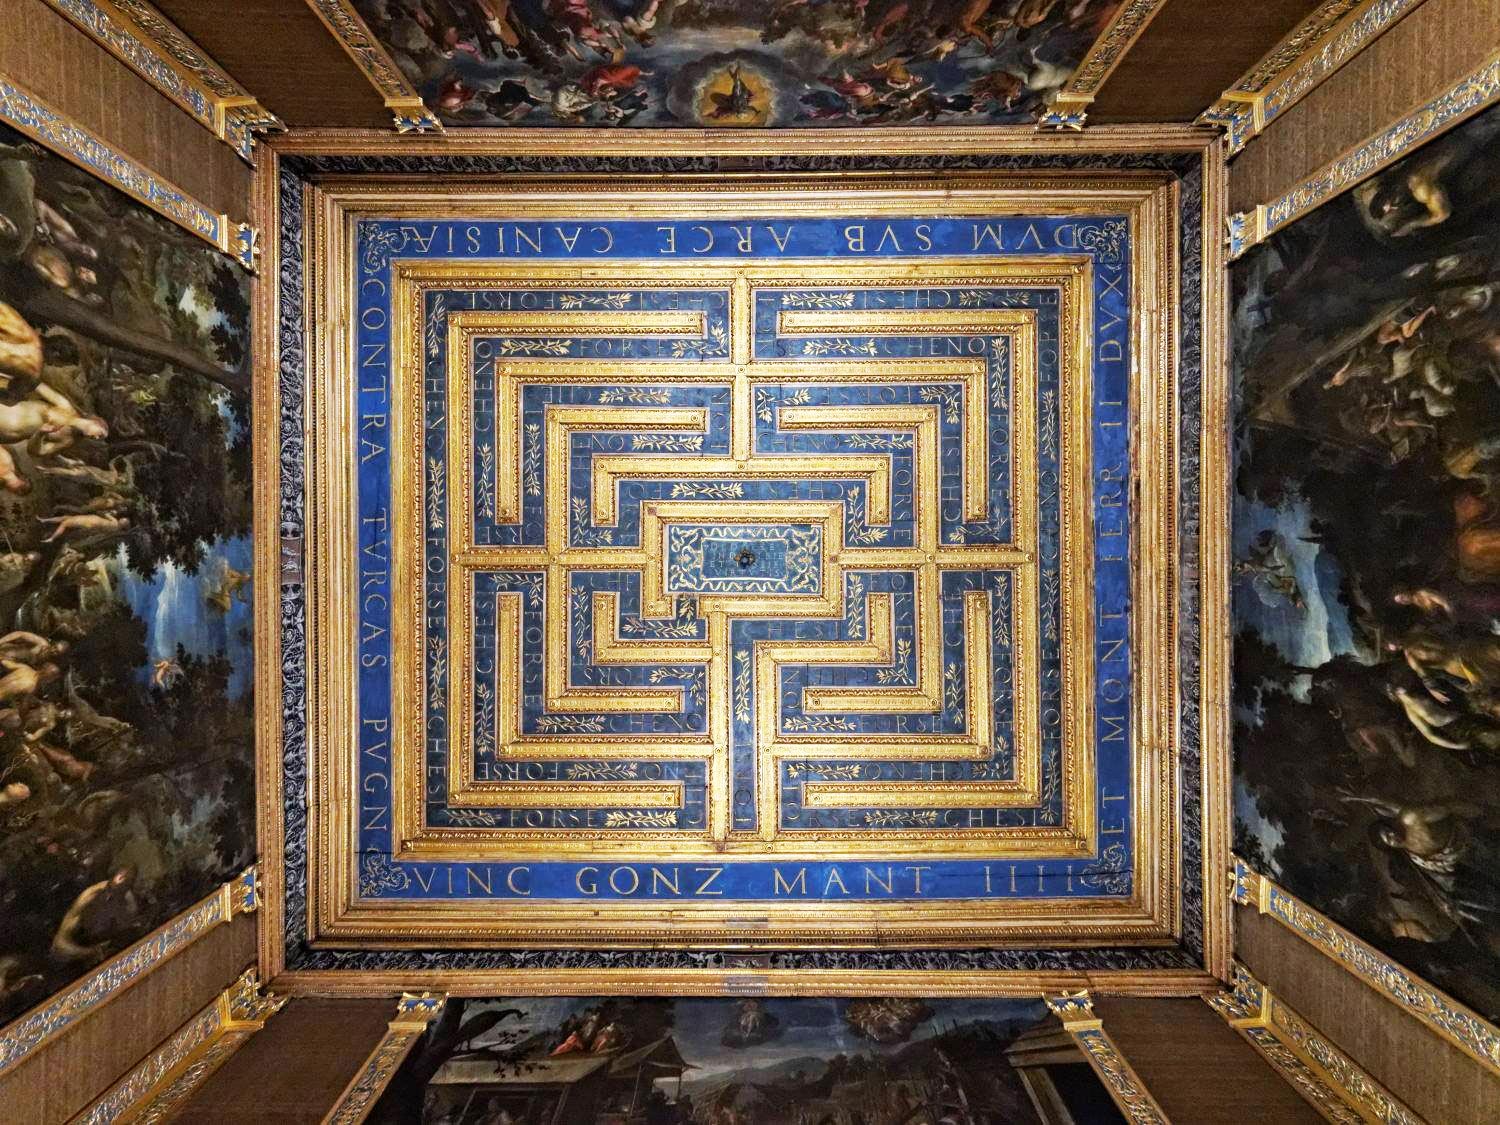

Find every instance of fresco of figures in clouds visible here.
[353,0,1124,127]
[370,995,1120,1123]
[1232,102,1500,1021]
[0,123,254,1027]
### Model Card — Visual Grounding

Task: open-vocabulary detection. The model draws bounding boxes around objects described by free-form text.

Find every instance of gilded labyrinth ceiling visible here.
[284,172,1194,963]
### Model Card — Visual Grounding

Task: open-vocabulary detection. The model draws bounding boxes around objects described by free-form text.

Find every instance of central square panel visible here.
[310,178,1180,947]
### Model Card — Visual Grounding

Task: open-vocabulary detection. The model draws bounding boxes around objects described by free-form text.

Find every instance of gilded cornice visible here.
[1210,963,1422,1124]
[0,72,260,269]
[39,0,283,162]
[1038,0,1173,130]
[321,993,445,1125]
[0,868,260,1080]
[72,970,286,1124]
[1045,991,1171,1123]
[1227,51,1500,258]
[300,0,442,133]
[1231,858,1500,1077]
[1200,0,1426,154]
[267,121,1215,157]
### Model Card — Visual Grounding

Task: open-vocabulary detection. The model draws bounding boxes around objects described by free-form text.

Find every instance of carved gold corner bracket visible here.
[322,993,447,1125]
[72,969,286,1124]
[1230,858,1500,1078]
[1209,962,1422,1125]
[1044,991,1171,1123]
[302,0,443,133]
[39,0,284,163]
[1226,51,1500,259]
[0,867,260,1080]
[1199,0,1424,157]
[0,73,261,270]
[1037,0,1172,131]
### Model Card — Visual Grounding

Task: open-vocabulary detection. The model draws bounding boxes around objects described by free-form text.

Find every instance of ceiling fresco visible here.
[350,0,1126,127]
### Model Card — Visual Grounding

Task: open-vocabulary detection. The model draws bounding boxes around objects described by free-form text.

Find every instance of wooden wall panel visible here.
[1227,0,1500,211]
[1237,905,1500,1125]
[0,0,251,218]
[169,997,396,1124]
[151,0,391,129]
[1093,996,1322,1124]
[0,913,257,1123]
[1090,0,1322,123]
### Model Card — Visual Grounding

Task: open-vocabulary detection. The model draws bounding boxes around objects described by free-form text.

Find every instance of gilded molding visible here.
[1199,0,1423,155]
[301,0,442,133]
[0,73,261,269]
[269,966,1221,999]
[1038,0,1172,130]
[77,970,286,1124]
[1209,963,1421,1125]
[258,148,1219,993]
[40,0,283,162]
[1044,991,1170,1124]
[322,993,446,1125]
[1227,51,1500,258]
[267,123,1215,157]
[1231,859,1500,1077]
[1198,137,1233,982]
[302,178,1182,951]
[71,970,286,1125]
[0,867,260,1080]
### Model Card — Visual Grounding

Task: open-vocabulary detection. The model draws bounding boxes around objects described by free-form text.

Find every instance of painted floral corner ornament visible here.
[396,992,445,1019]
[1037,101,1090,131]
[1229,857,1262,907]
[390,100,443,134]
[233,223,260,272]
[1226,210,1260,260]
[1044,990,1098,1024]
[227,865,261,914]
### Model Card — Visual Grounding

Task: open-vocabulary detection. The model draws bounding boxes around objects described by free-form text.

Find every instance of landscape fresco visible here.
[1231,102,1500,1021]
[352,0,1124,127]
[0,124,254,1026]
[370,995,1098,1123]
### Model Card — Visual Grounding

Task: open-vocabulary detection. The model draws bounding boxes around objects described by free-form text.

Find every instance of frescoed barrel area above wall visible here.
[1232,101,1500,1022]
[349,0,1127,127]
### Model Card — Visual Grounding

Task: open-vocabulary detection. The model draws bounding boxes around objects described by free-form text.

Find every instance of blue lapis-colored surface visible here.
[351,214,1135,903]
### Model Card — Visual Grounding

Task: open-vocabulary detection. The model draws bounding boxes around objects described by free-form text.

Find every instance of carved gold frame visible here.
[252,128,1231,995]
[301,173,1176,951]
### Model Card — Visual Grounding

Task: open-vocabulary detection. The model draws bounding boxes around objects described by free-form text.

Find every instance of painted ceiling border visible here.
[1231,858,1500,1077]
[266,122,1215,158]
[300,0,442,133]
[0,868,259,1080]
[1037,0,1175,131]
[1199,0,1428,155]
[1226,49,1500,258]
[39,0,283,163]
[268,966,1219,998]
[0,72,260,269]
[1209,962,1422,1125]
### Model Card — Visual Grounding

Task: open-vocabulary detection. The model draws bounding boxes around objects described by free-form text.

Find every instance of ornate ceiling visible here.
[348,0,1127,127]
